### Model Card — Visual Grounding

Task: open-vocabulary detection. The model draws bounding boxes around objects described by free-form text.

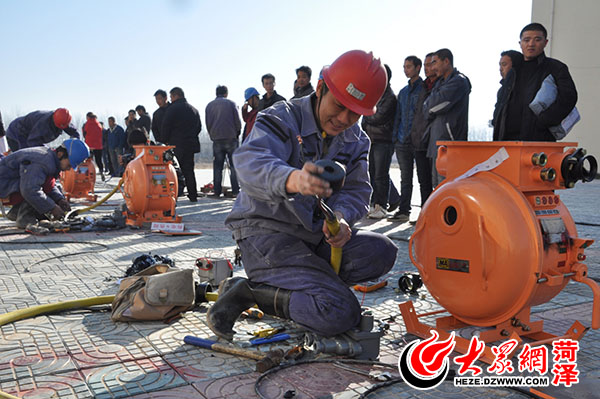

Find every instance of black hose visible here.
[254,358,397,399]
[254,357,551,399]
[0,240,109,272]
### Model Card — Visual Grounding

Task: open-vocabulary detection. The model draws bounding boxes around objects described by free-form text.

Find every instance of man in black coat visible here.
[496,22,577,141]
[152,89,170,143]
[162,87,202,202]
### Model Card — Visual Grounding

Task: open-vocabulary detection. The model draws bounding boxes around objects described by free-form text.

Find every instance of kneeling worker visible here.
[0,139,90,228]
[207,50,398,340]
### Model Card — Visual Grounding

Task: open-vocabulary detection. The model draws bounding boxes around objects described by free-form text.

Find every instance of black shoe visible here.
[206,277,291,341]
[387,199,401,213]
[189,197,198,203]
[387,211,409,223]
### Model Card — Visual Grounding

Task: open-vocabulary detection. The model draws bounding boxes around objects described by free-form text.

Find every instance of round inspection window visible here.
[444,206,458,226]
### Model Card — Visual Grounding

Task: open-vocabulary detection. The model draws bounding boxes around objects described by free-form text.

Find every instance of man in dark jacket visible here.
[0,111,6,154]
[0,111,5,138]
[5,108,80,151]
[389,56,425,222]
[492,50,524,140]
[495,23,577,142]
[205,85,242,197]
[258,73,286,110]
[361,64,397,219]
[162,87,202,202]
[135,105,152,138]
[0,139,89,228]
[152,89,170,143]
[407,53,437,209]
[292,66,315,99]
[423,48,471,186]
[107,116,127,177]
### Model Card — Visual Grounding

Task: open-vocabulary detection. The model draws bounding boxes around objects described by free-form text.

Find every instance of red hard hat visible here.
[321,50,387,116]
[53,108,72,129]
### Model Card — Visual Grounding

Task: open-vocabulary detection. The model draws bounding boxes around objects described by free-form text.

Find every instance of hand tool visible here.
[183,336,284,372]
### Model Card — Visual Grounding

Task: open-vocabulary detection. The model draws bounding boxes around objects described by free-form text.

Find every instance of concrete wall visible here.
[532,0,600,160]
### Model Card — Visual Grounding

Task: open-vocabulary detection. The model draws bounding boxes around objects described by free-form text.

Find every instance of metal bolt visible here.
[501,329,510,336]
[578,254,586,261]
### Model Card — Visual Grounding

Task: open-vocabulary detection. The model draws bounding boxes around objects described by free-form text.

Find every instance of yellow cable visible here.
[0,296,115,328]
[326,218,342,274]
[0,295,116,399]
[0,391,21,399]
[67,177,124,217]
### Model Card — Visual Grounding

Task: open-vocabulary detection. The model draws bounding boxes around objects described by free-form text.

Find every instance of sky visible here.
[0,0,532,139]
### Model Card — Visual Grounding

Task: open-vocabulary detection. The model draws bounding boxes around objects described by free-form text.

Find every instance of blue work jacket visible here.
[6,111,80,149]
[0,147,64,213]
[226,95,371,244]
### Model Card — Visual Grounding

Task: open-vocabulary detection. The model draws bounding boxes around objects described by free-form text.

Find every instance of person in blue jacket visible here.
[423,48,471,186]
[206,50,398,340]
[0,139,89,228]
[5,108,80,151]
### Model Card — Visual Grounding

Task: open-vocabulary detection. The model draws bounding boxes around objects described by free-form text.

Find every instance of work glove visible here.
[57,198,71,211]
[50,205,65,220]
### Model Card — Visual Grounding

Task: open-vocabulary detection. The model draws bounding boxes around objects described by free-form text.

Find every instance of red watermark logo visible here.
[398,330,456,389]
[398,331,580,390]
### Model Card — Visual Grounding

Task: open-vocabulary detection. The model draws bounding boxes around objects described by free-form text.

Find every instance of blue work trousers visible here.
[213,139,239,195]
[238,230,397,336]
[395,143,434,213]
[368,142,394,207]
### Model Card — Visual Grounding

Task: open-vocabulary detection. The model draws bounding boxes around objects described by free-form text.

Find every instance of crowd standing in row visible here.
[0,22,578,227]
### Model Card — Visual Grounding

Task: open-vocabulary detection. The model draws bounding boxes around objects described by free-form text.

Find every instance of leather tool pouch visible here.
[111,264,195,322]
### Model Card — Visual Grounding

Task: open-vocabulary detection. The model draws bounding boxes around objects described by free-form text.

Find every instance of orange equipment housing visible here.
[401,141,598,363]
[60,157,97,202]
[121,145,181,227]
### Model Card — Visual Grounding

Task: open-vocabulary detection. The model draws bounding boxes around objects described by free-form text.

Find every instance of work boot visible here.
[6,203,21,222]
[206,277,291,341]
[15,202,40,229]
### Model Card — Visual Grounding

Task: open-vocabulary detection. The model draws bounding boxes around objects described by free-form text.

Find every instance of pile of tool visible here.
[25,208,126,235]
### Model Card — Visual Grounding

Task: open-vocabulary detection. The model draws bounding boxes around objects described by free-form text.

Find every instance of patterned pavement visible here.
[0,168,598,398]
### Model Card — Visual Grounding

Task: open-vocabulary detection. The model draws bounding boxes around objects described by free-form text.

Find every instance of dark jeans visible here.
[238,230,397,336]
[108,147,123,177]
[368,142,394,207]
[395,144,434,214]
[91,149,103,174]
[415,150,433,205]
[174,146,198,200]
[430,148,445,188]
[213,139,239,195]
[102,148,113,174]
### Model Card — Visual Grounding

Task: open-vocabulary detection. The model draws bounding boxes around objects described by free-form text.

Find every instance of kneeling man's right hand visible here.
[286,162,332,197]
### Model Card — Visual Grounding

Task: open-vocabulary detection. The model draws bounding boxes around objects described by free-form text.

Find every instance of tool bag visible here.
[111,264,195,322]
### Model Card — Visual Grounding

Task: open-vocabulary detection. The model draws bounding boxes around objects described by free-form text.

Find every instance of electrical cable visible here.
[357,375,549,399]
[65,177,124,219]
[254,357,551,399]
[575,221,600,227]
[0,240,109,272]
[254,358,397,399]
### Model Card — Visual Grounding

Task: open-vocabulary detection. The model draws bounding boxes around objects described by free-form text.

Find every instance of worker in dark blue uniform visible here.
[5,108,80,151]
[207,50,398,340]
[0,139,89,228]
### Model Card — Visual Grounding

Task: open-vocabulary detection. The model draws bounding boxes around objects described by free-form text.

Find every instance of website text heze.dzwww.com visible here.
[454,376,550,387]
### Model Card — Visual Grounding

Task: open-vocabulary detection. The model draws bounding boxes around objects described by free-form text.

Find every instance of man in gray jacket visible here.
[423,48,471,186]
[205,85,242,197]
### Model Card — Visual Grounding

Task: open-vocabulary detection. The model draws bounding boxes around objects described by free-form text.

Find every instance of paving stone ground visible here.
[0,167,598,398]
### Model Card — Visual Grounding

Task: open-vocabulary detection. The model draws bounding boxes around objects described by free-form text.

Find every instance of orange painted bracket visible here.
[399,301,590,365]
